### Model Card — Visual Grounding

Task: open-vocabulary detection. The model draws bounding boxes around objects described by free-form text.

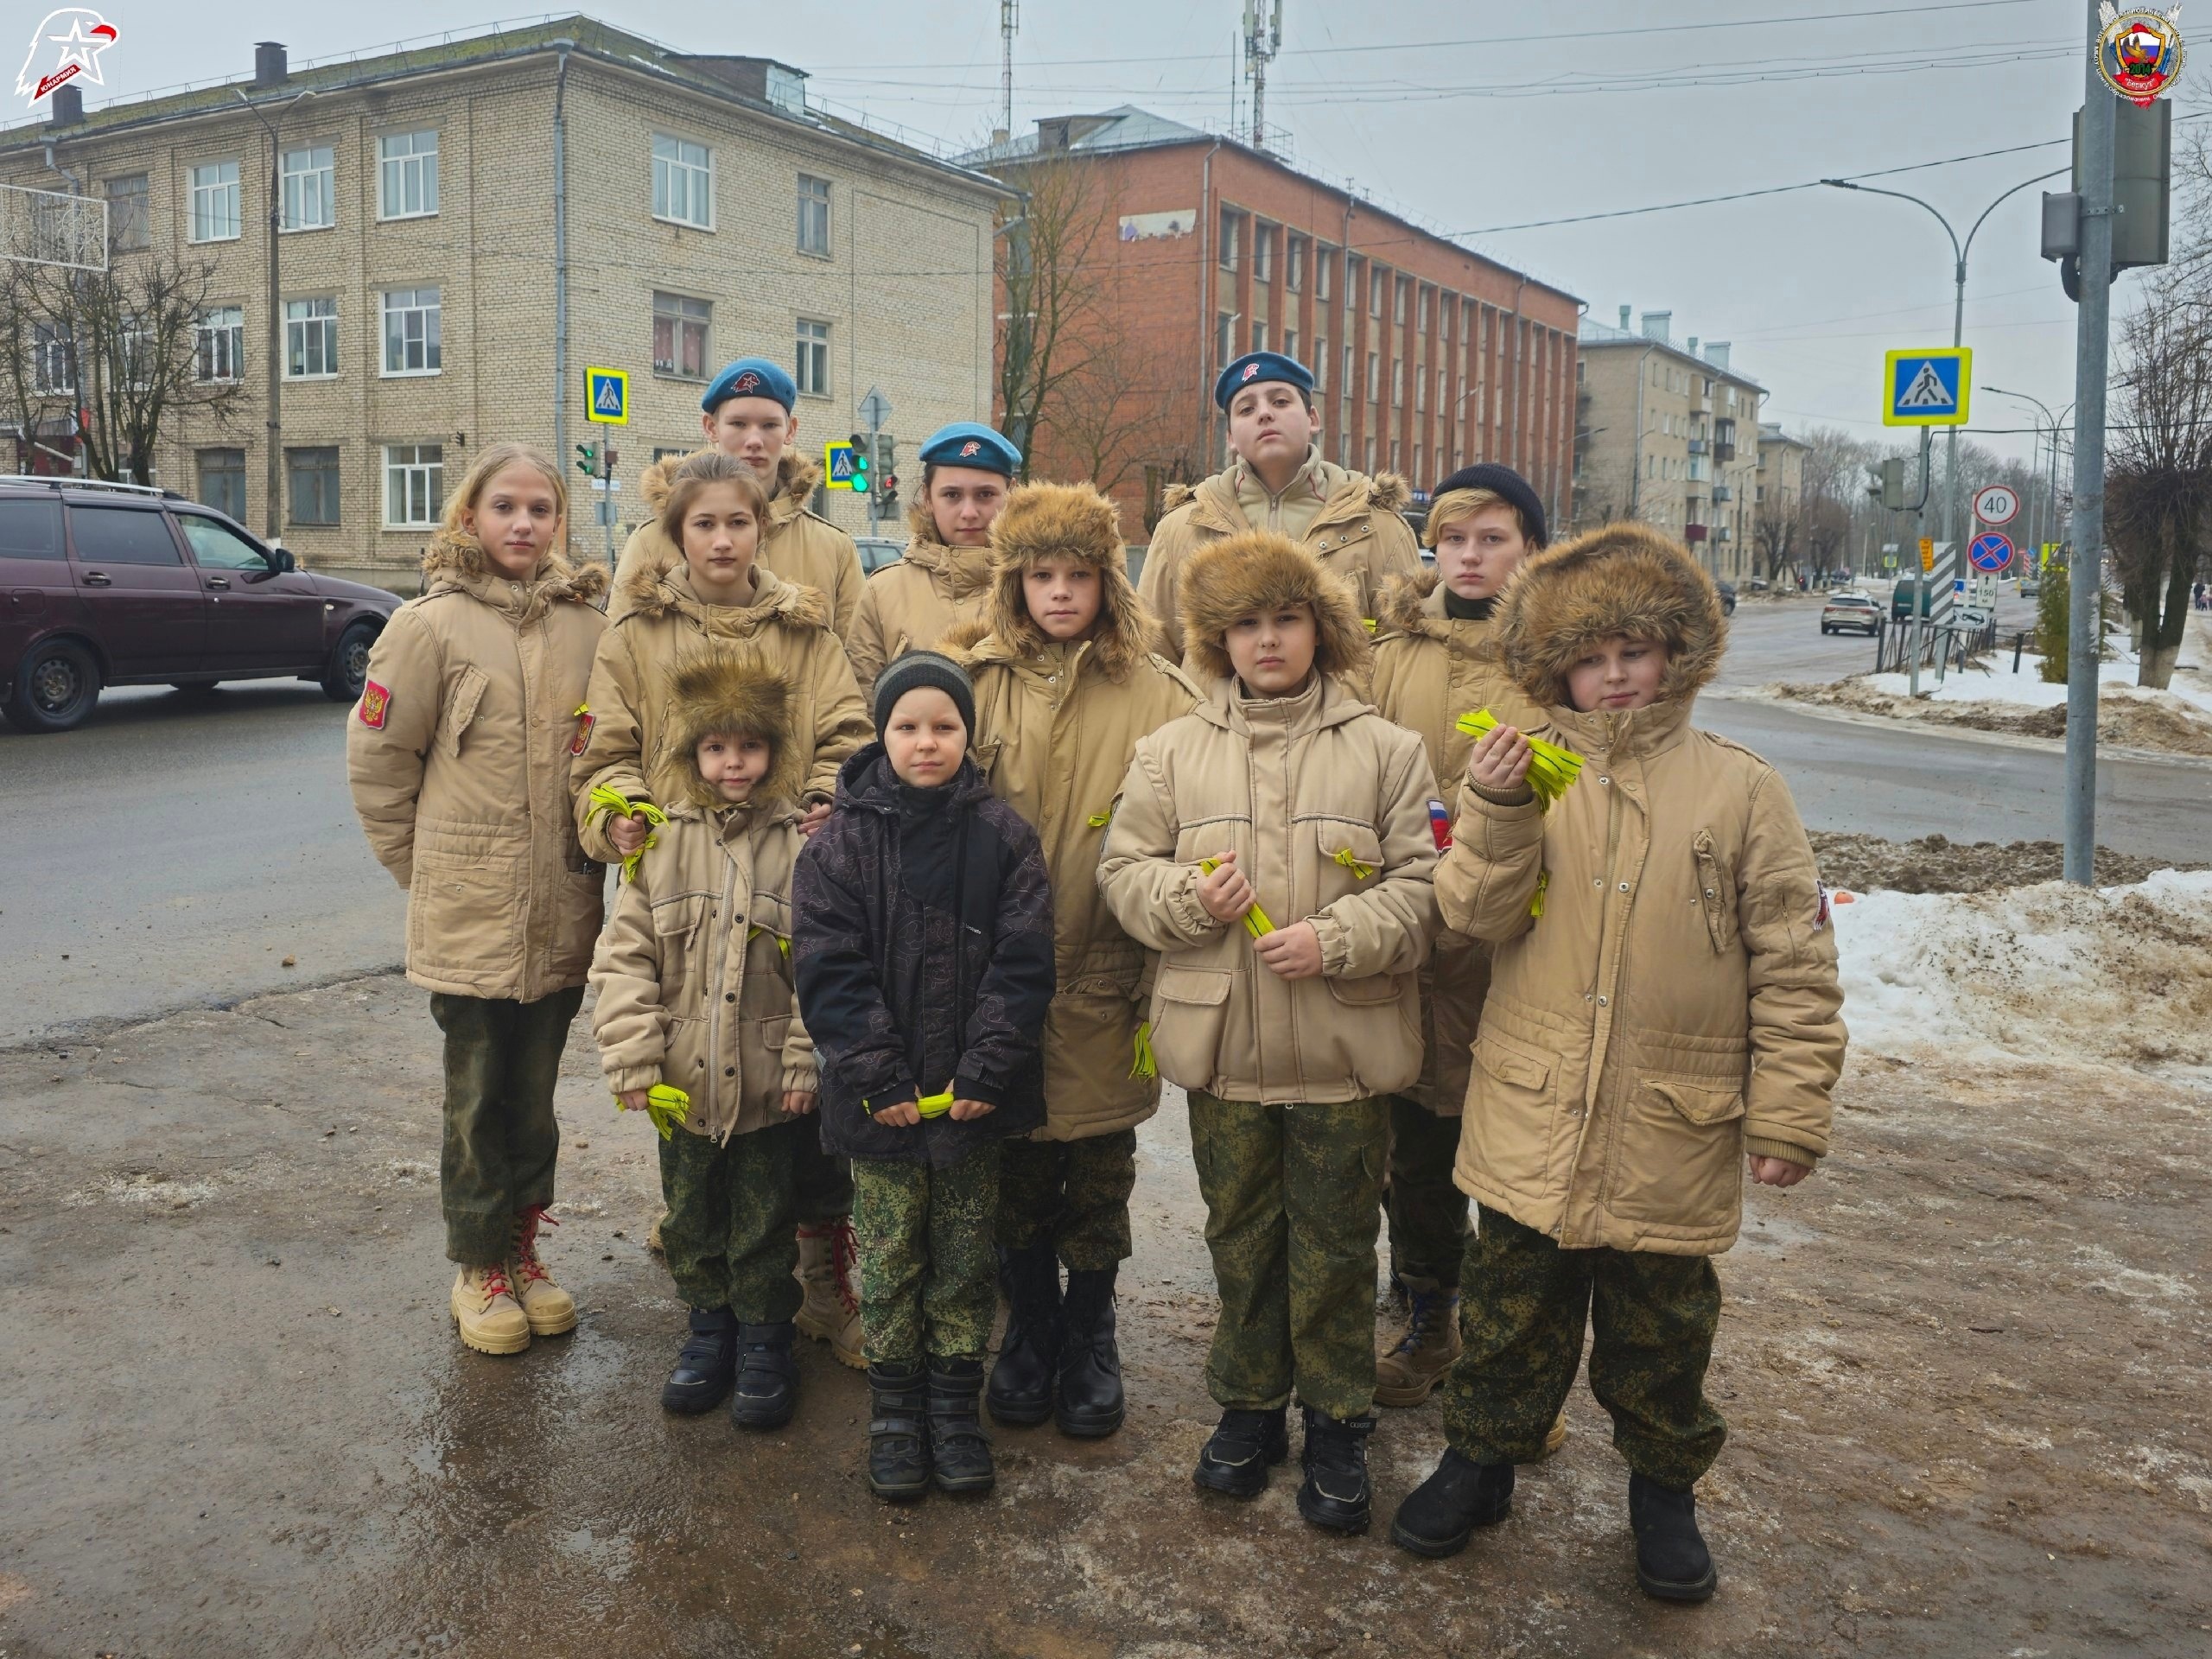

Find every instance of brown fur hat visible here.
[1493,523,1726,709]
[666,654,804,810]
[1177,530,1373,685]
[982,481,1156,680]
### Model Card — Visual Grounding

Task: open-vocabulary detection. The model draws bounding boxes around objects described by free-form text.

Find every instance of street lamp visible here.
[234,86,315,547]
[1983,385,2073,569]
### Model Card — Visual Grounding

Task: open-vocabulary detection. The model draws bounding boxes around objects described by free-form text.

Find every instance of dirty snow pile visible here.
[1834,869,2212,1074]
[1860,649,2212,721]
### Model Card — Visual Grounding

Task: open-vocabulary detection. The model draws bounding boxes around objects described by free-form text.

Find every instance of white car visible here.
[1819,592,1882,636]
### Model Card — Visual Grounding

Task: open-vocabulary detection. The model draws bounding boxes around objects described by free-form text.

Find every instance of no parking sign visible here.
[1967,531,2014,573]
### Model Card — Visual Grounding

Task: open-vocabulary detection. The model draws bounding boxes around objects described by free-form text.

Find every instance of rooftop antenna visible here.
[1000,0,1018,143]
[1244,0,1282,150]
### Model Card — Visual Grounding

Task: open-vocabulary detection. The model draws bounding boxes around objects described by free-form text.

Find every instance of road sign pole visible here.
[865,418,880,536]
[1910,429,1931,697]
[2066,0,2114,887]
[602,444,616,573]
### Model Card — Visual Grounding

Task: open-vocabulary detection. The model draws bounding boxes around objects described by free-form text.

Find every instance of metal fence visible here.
[1872,612,1999,676]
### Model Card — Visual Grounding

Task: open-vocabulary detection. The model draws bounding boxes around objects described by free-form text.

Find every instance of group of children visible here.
[346,345,1845,1603]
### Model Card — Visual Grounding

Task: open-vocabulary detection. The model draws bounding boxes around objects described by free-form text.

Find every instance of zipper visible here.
[704,842,741,1141]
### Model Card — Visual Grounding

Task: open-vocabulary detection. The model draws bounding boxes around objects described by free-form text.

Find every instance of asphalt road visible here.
[1,592,2201,1045]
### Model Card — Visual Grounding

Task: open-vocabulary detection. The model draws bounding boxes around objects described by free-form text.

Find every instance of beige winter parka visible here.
[949,483,1203,1141]
[845,501,995,699]
[347,535,608,1001]
[1137,450,1422,664]
[569,562,871,863]
[1437,526,1846,1256]
[1370,571,1550,1116]
[607,448,864,640]
[1098,533,1440,1105]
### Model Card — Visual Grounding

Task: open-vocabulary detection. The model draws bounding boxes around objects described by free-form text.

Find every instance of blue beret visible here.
[918,421,1021,476]
[1214,351,1315,410]
[702,357,795,415]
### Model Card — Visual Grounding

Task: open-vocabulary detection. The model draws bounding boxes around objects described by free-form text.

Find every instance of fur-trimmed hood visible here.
[897,495,997,589]
[1493,524,1726,709]
[1376,567,1444,639]
[419,530,607,606]
[1160,464,1411,524]
[950,481,1158,681]
[1177,530,1373,686]
[639,446,820,518]
[665,654,806,810]
[615,556,834,639]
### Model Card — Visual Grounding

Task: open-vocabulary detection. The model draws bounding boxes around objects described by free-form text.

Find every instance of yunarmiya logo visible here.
[15,9,118,107]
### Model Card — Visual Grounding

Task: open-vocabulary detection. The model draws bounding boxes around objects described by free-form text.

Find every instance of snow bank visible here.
[1834,869,2212,1073]
[1864,652,2212,718]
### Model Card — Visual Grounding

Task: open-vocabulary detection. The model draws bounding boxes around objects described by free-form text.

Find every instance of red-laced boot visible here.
[795,1217,864,1370]
[508,1205,577,1338]
[451,1262,531,1355]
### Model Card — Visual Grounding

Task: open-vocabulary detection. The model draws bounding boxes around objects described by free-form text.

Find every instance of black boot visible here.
[1192,1406,1290,1498]
[866,1363,931,1503]
[986,1243,1061,1427]
[1389,1448,1515,1559]
[728,1320,798,1430]
[660,1306,737,1414]
[1296,1408,1376,1535]
[1054,1266,1126,1439]
[927,1358,995,1496]
[1630,1472,1717,1602]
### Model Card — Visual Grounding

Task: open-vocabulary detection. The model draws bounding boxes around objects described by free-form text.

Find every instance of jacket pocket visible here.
[1314,821,1386,907]
[1461,1033,1557,1198]
[408,847,522,981]
[1607,1077,1747,1227]
[435,665,489,760]
[1147,963,1235,1090]
[969,737,1002,782]
[651,893,708,988]
[1692,832,1738,955]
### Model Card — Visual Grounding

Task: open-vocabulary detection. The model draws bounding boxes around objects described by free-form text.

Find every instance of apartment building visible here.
[1756,423,1812,563]
[959,110,1580,537]
[1572,308,1766,581]
[0,18,1004,585]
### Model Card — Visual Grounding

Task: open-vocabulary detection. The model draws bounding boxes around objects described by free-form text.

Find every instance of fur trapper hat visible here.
[667,654,804,809]
[981,481,1156,680]
[1493,523,1726,709]
[1177,530,1373,686]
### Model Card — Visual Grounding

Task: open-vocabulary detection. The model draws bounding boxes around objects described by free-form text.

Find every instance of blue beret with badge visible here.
[1214,350,1315,410]
[702,357,796,415]
[918,421,1021,477]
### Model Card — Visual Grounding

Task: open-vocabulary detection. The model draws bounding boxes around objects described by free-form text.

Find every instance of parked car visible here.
[1715,580,1738,616]
[2019,575,2041,598]
[0,476,401,734]
[1891,575,1936,620]
[1820,591,1883,635]
[853,535,904,576]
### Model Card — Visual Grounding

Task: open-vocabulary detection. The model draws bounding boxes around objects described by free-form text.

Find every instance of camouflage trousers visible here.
[656,1116,804,1322]
[1385,1094,1470,1290]
[851,1144,1002,1366]
[1442,1205,1726,1489]
[995,1128,1139,1270]
[429,986,584,1267]
[1188,1091,1389,1421]
[792,1135,854,1228]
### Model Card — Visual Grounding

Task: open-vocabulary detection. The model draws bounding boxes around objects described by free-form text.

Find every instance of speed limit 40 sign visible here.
[1974,484,2020,526]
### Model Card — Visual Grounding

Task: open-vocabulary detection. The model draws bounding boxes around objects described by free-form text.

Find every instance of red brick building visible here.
[962,109,1581,538]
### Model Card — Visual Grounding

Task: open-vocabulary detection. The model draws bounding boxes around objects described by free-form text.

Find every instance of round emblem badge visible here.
[1241,362,1260,382]
[733,371,760,393]
[2097,4,2185,106]
[959,440,982,458]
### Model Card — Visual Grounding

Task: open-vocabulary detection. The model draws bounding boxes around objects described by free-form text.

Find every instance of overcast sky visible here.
[41,0,2175,468]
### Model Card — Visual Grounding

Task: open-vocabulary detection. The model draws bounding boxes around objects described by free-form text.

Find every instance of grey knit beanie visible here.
[872,649,976,737]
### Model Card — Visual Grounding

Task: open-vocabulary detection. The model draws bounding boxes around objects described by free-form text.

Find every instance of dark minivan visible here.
[0,477,400,733]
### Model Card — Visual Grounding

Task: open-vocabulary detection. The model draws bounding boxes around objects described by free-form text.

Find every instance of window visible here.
[377,130,439,219]
[105,174,149,251]
[1395,277,1410,326]
[281,145,334,231]
[1343,343,1354,398]
[1392,359,1405,404]
[652,291,710,378]
[1284,328,1299,365]
[195,306,244,383]
[1313,335,1325,389]
[796,172,830,256]
[71,505,181,565]
[1390,440,1402,473]
[189,161,240,242]
[1364,435,1376,474]
[1440,297,1453,342]
[1316,246,1333,302]
[287,447,340,524]
[1365,351,1379,402]
[1218,208,1240,270]
[284,297,337,378]
[1437,367,1448,411]
[0,499,61,558]
[196,449,246,521]
[795,318,830,397]
[1369,266,1386,319]
[1414,363,1425,412]
[1255,225,1274,283]
[1419,288,1432,333]
[1251,321,1267,353]
[649,133,713,230]
[381,288,441,375]
[385,443,444,527]
[32,321,73,394]
[1216,312,1235,369]
[1435,446,1445,482]
[178,511,270,568]
[1287,236,1306,292]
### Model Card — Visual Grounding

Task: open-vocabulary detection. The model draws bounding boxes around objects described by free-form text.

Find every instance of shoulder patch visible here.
[358,681,391,729]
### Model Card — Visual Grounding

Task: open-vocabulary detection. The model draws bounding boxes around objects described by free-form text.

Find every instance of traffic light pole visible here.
[865,416,882,536]
[601,443,618,574]
[2065,0,2115,887]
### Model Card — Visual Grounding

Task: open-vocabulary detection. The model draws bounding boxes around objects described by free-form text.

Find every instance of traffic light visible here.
[849,432,872,493]
[1878,456,1907,512]
[575,442,597,476]
[881,474,899,512]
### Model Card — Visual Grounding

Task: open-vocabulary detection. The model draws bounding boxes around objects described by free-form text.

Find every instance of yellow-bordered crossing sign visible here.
[585,366,629,425]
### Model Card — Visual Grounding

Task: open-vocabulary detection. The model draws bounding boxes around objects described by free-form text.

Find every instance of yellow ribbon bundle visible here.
[746,925,791,958]
[1198,857,1275,938]
[618,1082,692,1141]
[1086,810,1115,829]
[1332,847,1375,880]
[1129,1021,1156,1080]
[915,1089,955,1120]
[587,785,669,880]
[1454,709,1586,808]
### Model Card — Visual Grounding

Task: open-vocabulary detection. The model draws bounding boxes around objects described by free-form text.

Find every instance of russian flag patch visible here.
[1427,798,1452,850]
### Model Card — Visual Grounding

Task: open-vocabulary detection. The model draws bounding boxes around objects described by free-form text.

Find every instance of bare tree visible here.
[1044,324,1188,502]
[2105,272,2212,689]
[991,156,1115,481]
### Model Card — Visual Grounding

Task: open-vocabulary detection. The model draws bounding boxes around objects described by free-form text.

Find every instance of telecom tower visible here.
[1244,0,1282,151]
[1001,0,1019,141]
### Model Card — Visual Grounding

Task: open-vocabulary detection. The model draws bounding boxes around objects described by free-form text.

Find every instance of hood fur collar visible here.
[1494,524,1726,709]
[639,446,821,519]
[1165,464,1411,530]
[664,653,808,810]
[1177,530,1373,686]
[616,556,833,637]
[948,481,1160,681]
[419,531,607,605]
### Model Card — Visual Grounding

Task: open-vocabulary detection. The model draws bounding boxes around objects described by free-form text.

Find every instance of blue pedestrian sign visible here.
[823,441,860,490]
[1967,531,2014,573]
[584,365,629,426]
[1882,347,1971,427]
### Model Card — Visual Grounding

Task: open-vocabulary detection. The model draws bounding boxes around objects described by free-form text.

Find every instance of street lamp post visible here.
[1984,385,2073,582]
[234,86,315,548]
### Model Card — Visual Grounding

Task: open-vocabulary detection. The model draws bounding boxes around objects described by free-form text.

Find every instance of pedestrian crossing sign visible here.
[824,441,860,490]
[584,366,629,425]
[1882,347,1970,427]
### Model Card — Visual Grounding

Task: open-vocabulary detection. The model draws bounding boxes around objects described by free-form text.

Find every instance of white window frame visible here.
[1284,328,1299,365]
[188,160,241,243]
[1365,351,1379,402]
[195,306,244,383]
[652,290,711,379]
[281,144,334,232]
[795,317,830,398]
[1316,246,1333,302]
[284,296,338,379]
[380,288,442,377]
[105,173,149,251]
[1286,235,1305,293]
[652,133,714,230]
[1251,321,1267,353]
[1254,224,1274,283]
[31,321,73,394]
[383,442,444,528]
[796,172,831,257]
[376,130,440,221]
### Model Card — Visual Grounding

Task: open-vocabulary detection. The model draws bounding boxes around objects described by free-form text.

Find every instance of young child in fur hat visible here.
[943,480,1200,1440]
[588,656,818,1431]
[1097,531,1440,1538]
[1388,524,1847,1604]
[793,651,1057,1503]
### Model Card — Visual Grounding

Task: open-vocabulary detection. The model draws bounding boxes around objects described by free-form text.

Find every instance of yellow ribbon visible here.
[1530,868,1549,921]
[866,1087,956,1120]
[573,702,590,717]
[1454,709,1586,808]
[1332,847,1375,880]
[617,1082,691,1141]
[1086,810,1114,829]
[1129,1021,1156,1080]
[747,925,791,958]
[1198,857,1275,938]
[1362,617,1379,633]
[588,785,669,879]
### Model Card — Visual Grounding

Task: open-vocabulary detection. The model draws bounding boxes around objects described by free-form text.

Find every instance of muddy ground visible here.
[3,964,2208,1659]
[1772,675,2212,759]
[1808,831,2206,894]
